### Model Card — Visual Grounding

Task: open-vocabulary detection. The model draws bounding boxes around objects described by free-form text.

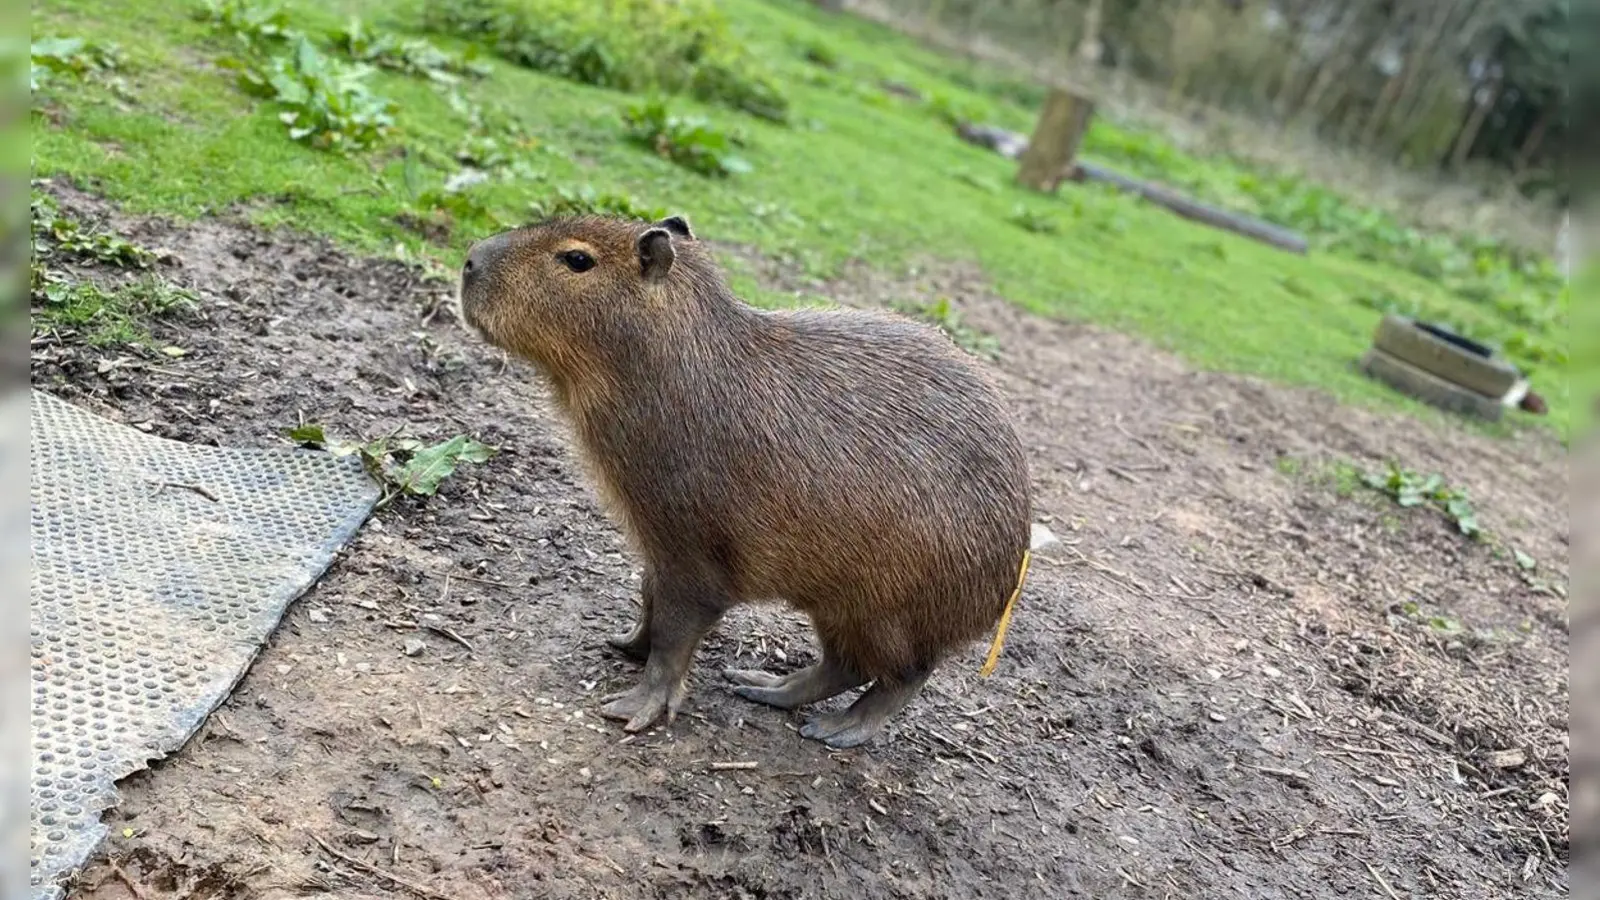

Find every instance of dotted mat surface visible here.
[29,390,379,900]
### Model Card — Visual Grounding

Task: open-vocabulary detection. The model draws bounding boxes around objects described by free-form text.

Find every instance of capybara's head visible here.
[458,213,702,369]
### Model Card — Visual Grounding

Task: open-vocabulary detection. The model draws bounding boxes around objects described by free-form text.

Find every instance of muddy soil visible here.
[34,183,1569,900]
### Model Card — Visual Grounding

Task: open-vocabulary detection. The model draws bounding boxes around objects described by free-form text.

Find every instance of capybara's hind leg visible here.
[723,651,865,710]
[799,664,933,749]
[599,571,725,732]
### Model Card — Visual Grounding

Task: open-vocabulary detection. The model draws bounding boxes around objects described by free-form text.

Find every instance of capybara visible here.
[457,213,1030,748]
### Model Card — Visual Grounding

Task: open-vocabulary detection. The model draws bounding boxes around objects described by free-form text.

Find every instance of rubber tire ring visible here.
[1371,315,1518,399]
[1360,348,1504,421]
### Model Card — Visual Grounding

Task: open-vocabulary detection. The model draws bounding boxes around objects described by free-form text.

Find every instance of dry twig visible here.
[423,625,474,653]
[152,481,219,502]
[1251,764,1312,783]
[109,861,152,900]
[308,832,460,900]
[1365,862,1404,900]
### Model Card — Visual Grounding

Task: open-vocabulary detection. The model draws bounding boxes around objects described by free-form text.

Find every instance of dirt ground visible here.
[35,183,1569,900]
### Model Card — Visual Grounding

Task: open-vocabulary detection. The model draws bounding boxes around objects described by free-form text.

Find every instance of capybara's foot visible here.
[602,583,724,733]
[723,660,864,710]
[797,667,931,749]
[599,676,685,732]
[799,710,880,749]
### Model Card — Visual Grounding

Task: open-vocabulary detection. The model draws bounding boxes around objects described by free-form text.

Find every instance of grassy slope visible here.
[31,0,1568,436]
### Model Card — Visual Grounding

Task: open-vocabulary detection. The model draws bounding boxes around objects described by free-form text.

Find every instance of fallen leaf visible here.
[393,434,498,496]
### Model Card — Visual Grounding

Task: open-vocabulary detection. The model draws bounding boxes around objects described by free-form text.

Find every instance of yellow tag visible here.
[980,549,1031,677]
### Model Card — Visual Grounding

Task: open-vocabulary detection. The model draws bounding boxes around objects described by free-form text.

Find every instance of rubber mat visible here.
[29,390,379,900]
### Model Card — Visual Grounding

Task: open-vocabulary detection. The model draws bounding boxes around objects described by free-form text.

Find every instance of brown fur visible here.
[459,214,1031,744]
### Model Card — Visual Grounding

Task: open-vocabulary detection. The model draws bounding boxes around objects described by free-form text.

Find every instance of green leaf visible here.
[392,435,498,496]
[287,423,327,445]
[1428,615,1461,633]
[456,441,496,464]
[1514,549,1536,571]
[357,437,392,475]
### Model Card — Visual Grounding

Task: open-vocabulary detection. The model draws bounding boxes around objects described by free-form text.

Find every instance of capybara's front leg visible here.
[599,567,727,732]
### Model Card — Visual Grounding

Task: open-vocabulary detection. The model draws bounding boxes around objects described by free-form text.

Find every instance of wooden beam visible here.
[1015,88,1096,193]
[1071,161,1309,254]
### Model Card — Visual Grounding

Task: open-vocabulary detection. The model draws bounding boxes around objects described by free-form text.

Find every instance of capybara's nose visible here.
[462,232,511,291]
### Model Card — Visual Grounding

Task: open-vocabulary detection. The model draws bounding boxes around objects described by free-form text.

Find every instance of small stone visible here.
[1029,523,1061,551]
[1261,665,1282,678]
[1208,711,1226,723]
[403,639,426,657]
[308,609,329,624]
[275,664,293,676]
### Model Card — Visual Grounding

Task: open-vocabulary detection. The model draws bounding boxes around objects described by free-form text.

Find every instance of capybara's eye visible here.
[558,250,596,273]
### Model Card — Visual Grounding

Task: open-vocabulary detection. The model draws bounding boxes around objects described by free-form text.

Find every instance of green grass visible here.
[32,271,199,345]
[30,0,1569,436]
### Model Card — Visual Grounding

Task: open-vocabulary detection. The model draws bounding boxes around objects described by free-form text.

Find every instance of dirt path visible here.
[36,186,1568,900]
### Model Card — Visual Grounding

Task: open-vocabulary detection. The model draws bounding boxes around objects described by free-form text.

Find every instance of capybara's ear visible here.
[657,215,693,239]
[638,228,676,281]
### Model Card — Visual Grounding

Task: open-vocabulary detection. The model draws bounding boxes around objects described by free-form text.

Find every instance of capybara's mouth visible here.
[455,282,493,344]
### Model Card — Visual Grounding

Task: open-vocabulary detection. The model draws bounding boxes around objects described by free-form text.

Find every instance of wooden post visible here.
[1015,88,1095,193]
